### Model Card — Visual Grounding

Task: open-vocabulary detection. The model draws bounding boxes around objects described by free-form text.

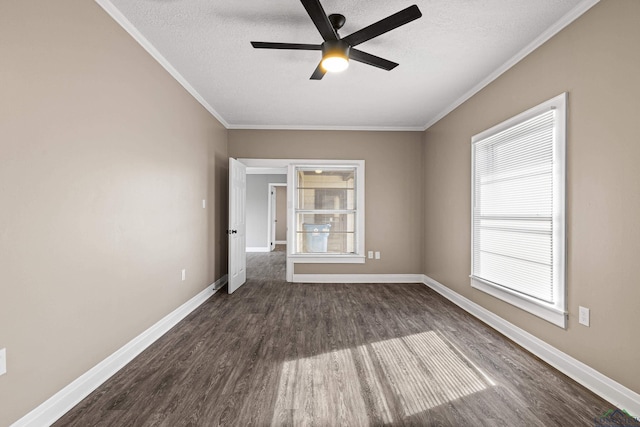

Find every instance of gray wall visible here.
[276,186,287,241]
[246,174,287,248]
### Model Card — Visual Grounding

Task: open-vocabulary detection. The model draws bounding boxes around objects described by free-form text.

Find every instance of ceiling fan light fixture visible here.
[321,55,349,72]
[321,40,350,73]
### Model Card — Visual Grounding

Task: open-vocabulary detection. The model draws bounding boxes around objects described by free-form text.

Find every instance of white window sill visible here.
[289,255,366,264]
[470,276,567,328]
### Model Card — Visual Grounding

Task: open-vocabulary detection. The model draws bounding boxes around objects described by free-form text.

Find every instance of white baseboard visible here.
[292,273,424,283]
[12,274,228,427]
[275,240,286,245]
[422,274,640,417]
[246,246,270,252]
[213,275,228,290]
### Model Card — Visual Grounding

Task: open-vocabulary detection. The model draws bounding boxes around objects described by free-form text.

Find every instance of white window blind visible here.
[471,93,566,327]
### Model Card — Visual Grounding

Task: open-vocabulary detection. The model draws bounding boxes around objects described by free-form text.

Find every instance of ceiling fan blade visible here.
[300,0,338,41]
[310,62,326,80]
[251,41,322,50]
[342,5,422,47]
[350,49,398,71]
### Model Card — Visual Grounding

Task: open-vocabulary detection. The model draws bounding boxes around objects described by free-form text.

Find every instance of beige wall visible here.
[0,1,228,425]
[229,130,424,275]
[3,0,638,424]
[423,0,640,394]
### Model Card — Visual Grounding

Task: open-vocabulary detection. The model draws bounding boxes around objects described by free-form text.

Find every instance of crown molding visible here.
[94,0,230,128]
[227,124,425,132]
[422,0,600,131]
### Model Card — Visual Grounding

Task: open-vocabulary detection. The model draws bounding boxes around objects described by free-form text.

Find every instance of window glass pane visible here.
[297,188,355,210]
[296,213,355,232]
[297,169,355,188]
[295,213,355,254]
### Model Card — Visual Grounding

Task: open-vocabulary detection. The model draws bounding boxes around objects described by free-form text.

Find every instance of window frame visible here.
[288,160,365,264]
[470,93,567,328]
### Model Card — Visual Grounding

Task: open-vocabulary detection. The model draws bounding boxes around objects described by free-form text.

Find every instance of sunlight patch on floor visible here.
[271,347,373,426]
[272,331,493,424]
[372,331,489,417]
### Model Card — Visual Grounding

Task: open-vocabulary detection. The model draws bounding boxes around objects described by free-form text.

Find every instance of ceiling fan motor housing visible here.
[328,13,346,30]
[322,40,351,59]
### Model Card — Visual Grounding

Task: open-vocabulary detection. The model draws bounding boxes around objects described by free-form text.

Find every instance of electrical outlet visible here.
[0,348,6,376]
[202,199,206,209]
[375,251,381,260]
[579,306,590,327]
[181,269,186,281]
[368,251,373,259]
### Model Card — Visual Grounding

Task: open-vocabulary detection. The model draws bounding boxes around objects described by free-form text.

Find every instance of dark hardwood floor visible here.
[55,246,618,426]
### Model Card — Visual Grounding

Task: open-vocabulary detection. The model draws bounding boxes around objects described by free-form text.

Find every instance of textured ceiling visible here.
[101,0,595,130]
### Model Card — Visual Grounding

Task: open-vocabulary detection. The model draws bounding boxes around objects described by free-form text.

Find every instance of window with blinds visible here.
[471,93,567,328]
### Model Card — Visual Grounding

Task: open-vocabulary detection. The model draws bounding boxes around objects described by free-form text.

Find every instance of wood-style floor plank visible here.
[55,246,620,426]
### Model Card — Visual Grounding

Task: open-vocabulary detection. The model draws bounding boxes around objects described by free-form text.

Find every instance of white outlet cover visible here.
[181,269,186,281]
[375,251,381,260]
[202,199,206,208]
[368,251,373,259]
[0,348,6,376]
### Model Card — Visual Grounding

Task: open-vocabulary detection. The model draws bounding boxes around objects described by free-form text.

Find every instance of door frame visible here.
[267,183,287,252]
[236,158,289,279]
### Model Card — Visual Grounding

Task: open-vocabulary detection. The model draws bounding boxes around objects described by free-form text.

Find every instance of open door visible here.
[228,158,247,293]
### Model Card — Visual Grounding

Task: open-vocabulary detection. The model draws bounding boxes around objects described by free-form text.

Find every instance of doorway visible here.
[245,173,286,252]
[228,159,289,293]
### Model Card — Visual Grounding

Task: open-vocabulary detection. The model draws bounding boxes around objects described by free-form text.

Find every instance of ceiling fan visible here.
[251,0,422,80]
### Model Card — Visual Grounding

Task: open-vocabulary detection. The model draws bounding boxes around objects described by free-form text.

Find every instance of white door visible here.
[228,158,247,293]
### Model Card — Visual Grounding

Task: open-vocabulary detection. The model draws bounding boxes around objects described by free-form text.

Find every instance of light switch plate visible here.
[375,251,381,260]
[0,348,6,376]
[579,306,590,327]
